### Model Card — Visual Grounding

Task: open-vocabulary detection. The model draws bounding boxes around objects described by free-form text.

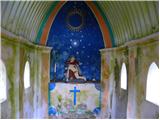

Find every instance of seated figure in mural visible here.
[65,56,86,82]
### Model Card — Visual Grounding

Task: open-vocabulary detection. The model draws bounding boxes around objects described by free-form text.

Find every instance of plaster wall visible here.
[100,32,159,119]
[100,45,128,119]
[0,30,51,119]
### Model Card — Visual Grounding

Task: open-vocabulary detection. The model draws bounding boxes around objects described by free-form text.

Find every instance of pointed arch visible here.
[36,1,114,48]
[24,61,31,89]
[146,62,159,106]
[120,63,127,90]
[0,59,7,103]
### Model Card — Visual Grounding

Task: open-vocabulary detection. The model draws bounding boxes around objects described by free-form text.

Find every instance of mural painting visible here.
[47,1,104,82]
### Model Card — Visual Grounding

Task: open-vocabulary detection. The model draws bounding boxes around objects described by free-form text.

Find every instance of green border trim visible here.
[35,1,59,44]
[35,1,115,47]
[94,1,116,47]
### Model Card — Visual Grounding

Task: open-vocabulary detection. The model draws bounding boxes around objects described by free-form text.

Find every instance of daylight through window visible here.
[120,63,127,90]
[24,61,30,89]
[146,62,159,106]
[0,60,7,103]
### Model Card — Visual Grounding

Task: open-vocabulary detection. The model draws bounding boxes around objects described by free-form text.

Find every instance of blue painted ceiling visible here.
[47,1,104,81]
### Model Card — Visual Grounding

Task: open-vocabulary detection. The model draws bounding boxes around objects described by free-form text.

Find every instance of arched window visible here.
[24,61,30,89]
[120,63,127,90]
[146,62,159,106]
[0,60,7,103]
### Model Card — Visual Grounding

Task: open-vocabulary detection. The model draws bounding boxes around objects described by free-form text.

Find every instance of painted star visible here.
[73,41,77,46]
[81,35,84,38]
[76,51,79,55]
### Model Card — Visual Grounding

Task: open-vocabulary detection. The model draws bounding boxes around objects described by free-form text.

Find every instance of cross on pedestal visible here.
[70,86,80,105]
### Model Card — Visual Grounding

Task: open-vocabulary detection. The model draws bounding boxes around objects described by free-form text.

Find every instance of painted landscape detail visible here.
[49,83,101,118]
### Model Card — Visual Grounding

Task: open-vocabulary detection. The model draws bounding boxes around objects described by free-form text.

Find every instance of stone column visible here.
[100,49,115,118]
[127,45,138,118]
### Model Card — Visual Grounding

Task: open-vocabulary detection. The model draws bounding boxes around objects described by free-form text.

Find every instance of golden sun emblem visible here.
[66,9,85,32]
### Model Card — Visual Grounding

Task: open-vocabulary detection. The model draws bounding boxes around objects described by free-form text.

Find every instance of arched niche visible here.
[120,63,127,90]
[146,62,159,106]
[0,59,7,103]
[46,1,105,81]
[24,61,31,89]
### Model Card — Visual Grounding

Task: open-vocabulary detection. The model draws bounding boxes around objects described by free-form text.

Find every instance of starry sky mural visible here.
[47,1,104,81]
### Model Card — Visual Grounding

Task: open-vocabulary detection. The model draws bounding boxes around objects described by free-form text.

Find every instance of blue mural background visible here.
[47,1,104,81]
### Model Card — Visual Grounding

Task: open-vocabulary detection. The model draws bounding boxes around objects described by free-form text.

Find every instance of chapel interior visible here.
[0,1,159,119]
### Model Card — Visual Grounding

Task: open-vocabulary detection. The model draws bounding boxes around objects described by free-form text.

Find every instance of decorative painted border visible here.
[35,1,115,48]
[35,1,65,44]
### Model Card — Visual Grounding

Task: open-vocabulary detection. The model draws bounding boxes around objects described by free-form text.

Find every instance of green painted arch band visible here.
[93,1,115,47]
[35,1,115,48]
[35,1,59,44]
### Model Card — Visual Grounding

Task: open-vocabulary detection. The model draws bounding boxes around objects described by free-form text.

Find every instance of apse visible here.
[47,1,104,81]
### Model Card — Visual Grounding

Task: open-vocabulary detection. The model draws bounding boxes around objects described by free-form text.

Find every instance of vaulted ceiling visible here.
[1,1,159,47]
